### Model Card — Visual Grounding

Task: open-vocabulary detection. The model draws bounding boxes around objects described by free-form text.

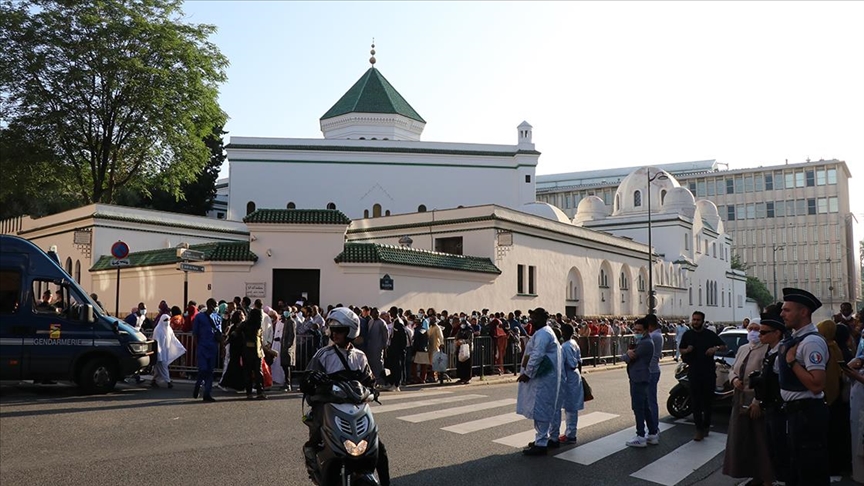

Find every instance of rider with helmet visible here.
[302,307,390,485]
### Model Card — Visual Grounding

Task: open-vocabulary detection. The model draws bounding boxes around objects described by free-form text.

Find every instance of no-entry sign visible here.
[111,241,130,260]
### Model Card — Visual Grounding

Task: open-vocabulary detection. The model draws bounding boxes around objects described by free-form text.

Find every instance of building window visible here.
[633,191,642,207]
[817,169,826,186]
[246,201,256,215]
[287,202,296,209]
[661,189,667,205]
[326,202,336,210]
[805,170,815,187]
[727,206,736,221]
[795,199,806,216]
[434,237,463,255]
[755,174,764,191]
[528,266,536,295]
[726,178,734,194]
[707,181,715,196]
[599,269,609,288]
[765,174,773,190]
[807,198,816,215]
[735,177,744,193]
[385,210,391,216]
[829,197,838,213]
[689,287,693,305]
[795,172,805,188]
[756,202,766,219]
[746,204,755,219]
[827,168,837,184]
[684,234,689,250]
[525,175,531,183]
[744,176,753,193]
[712,242,717,257]
[418,205,427,212]
[817,198,827,214]
[75,260,81,283]
[363,209,369,218]
[619,272,629,290]
[696,181,706,197]
[699,287,703,306]
[766,202,775,218]
[373,204,382,218]
[736,205,746,220]
[517,265,526,294]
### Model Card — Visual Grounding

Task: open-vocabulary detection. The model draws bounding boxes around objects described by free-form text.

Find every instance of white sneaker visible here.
[646,434,659,445]
[626,436,647,448]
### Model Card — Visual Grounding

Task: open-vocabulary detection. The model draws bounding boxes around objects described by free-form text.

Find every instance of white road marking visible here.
[629,432,727,485]
[554,422,676,465]
[493,411,620,448]
[374,390,453,402]
[398,398,517,423]
[372,394,486,414]
[442,412,525,434]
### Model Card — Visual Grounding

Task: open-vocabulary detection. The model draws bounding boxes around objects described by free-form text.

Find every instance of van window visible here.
[32,279,86,320]
[0,269,22,314]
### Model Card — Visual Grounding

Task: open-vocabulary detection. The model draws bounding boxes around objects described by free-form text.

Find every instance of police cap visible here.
[782,287,822,312]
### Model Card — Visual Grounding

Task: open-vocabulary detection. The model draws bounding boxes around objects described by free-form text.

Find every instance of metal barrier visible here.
[148,331,681,378]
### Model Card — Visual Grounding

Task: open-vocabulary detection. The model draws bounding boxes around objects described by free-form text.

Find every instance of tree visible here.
[746,276,774,311]
[0,0,228,205]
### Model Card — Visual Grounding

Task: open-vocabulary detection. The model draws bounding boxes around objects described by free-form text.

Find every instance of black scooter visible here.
[303,379,381,486]
[666,358,734,418]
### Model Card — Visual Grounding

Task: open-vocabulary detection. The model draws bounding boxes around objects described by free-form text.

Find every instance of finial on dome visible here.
[369,38,376,66]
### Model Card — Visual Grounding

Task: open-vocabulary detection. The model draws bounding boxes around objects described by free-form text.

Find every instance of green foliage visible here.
[730,253,749,271]
[746,276,774,311]
[0,0,228,205]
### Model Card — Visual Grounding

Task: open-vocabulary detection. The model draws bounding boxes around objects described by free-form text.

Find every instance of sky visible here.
[182,1,864,217]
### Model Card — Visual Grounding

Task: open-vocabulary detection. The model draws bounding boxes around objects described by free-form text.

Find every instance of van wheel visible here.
[79,358,117,394]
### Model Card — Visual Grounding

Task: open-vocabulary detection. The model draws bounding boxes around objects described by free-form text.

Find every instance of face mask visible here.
[139,309,146,316]
[748,330,760,343]
[633,334,644,343]
[283,311,291,318]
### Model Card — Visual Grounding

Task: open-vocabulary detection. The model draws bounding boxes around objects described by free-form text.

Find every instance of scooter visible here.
[666,358,734,419]
[303,379,381,486]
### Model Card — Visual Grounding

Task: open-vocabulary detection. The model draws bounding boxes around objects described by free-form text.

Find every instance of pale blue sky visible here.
[182,1,864,215]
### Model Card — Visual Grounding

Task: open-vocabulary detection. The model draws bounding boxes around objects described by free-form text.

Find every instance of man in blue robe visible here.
[516,308,562,456]
[192,298,222,402]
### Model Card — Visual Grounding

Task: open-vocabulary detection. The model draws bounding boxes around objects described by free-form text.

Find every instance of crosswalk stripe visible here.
[492,411,620,448]
[442,412,525,434]
[375,390,453,402]
[554,421,676,465]
[630,432,727,485]
[398,398,517,423]
[373,394,486,414]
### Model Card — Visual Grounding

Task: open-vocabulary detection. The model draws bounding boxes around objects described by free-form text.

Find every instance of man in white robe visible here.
[151,315,186,388]
[516,308,562,455]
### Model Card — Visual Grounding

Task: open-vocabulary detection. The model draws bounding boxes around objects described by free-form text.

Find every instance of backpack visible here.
[412,328,429,353]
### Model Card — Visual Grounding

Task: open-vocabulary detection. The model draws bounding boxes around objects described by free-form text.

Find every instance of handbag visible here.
[458,343,471,362]
[432,351,448,372]
[582,377,594,401]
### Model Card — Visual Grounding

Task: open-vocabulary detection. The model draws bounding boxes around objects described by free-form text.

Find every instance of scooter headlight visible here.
[343,439,368,457]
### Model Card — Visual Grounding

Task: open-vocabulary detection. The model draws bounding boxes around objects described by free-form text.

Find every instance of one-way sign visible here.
[178,262,205,273]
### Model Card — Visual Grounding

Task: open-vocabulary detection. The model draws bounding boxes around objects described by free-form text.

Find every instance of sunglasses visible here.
[758,330,778,335]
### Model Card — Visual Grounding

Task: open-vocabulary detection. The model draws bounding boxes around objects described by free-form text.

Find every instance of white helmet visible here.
[326,307,360,340]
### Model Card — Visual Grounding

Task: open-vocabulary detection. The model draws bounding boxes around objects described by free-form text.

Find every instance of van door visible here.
[25,279,94,379]
[0,268,25,380]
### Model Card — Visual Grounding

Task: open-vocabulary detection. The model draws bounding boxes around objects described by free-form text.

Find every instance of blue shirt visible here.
[192,311,222,352]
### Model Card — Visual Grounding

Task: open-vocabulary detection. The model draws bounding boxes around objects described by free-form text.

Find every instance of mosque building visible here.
[1,48,753,321]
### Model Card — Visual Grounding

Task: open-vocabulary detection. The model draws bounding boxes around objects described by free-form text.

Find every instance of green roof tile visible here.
[321,67,425,123]
[243,209,351,225]
[90,241,257,271]
[334,243,501,275]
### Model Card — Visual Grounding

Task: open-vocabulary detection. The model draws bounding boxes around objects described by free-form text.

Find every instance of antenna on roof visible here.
[370,39,376,66]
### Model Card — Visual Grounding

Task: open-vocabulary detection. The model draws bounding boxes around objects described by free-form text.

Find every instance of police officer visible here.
[751,311,789,485]
[777,288,830,486]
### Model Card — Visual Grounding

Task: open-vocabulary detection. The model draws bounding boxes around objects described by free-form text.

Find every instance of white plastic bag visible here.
[432,351,448,372]
[458,343,471,362]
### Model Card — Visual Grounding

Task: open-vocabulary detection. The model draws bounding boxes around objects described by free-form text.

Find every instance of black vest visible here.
[777,331,818,392]
[757,351,782,407]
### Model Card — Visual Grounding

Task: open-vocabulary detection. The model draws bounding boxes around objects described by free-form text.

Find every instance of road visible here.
[0,362,847,486]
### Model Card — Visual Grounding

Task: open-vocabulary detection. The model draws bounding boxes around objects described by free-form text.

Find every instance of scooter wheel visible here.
[667,389,692,418]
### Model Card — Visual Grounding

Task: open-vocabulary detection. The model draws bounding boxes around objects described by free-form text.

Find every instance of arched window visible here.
[363,209,369,218]
[661,189,667,205]
[418,205,427,213]
[75,260,81,283]
[326,202,336,210]
[287,202,296,209]
[246,201,256,215]
[385,210,390,216]
[65,257,72,275]
[615,194,620,212]
[599,269,608,288]
[634,190,642,207]
[373,204,382,218]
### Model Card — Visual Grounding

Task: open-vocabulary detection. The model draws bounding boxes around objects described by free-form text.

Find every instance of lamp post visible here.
[646,168,668,315]
[772,244,784,301]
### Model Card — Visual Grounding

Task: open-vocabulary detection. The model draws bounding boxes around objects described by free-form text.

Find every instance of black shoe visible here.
[203,395,216,402]
[193,383,201,399]
[522,445,547,456]
[246,394,254,400]
[167,382,173,389]
[150,381,159,388]
[547,440,560,449]
[256,394,267,400]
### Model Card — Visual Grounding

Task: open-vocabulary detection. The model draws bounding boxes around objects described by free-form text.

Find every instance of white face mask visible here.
[747,330,760,344]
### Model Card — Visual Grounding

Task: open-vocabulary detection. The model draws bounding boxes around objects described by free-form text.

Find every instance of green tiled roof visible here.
[243,209,351,225]
[334,243,501,275]
[90,241,257,271]
[321,67,425,123]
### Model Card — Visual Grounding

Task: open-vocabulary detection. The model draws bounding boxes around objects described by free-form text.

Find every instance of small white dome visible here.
[573,196,607,224]
[613,166,680,216]
[662,186,697,218]
[520,202,571,224]
[695,199,721,231]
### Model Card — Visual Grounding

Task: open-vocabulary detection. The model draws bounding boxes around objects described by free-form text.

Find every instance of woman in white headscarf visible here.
[151,314,186,388]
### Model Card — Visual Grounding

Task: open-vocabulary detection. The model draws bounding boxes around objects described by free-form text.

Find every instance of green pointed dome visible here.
[321,67,425,123]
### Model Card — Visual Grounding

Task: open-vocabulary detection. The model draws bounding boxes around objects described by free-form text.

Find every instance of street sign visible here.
[111,241,129,259]
[180,249,205,261]
[380,274,394,291]
[110,259,130,267]
[179,262,205,273]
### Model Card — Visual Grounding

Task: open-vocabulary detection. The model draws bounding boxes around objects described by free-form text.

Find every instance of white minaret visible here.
[517,121,534,149]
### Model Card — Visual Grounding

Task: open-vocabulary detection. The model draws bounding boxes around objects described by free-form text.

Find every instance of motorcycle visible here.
[303,379,381,486]
[666,358,734,419]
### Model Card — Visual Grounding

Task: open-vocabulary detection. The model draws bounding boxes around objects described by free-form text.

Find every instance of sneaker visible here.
[646,434,659,445]
[256,394,268,400]
[193,383,201,399]
[202,395,216,402]
[547,440,560,449]
[626,436,648,448]
[559,435,578,445]
[167,382,173,389]
[150,381,159,388]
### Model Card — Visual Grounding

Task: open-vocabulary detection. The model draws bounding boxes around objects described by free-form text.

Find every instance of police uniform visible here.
[775,288,830,486]
[754,315,790,484]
